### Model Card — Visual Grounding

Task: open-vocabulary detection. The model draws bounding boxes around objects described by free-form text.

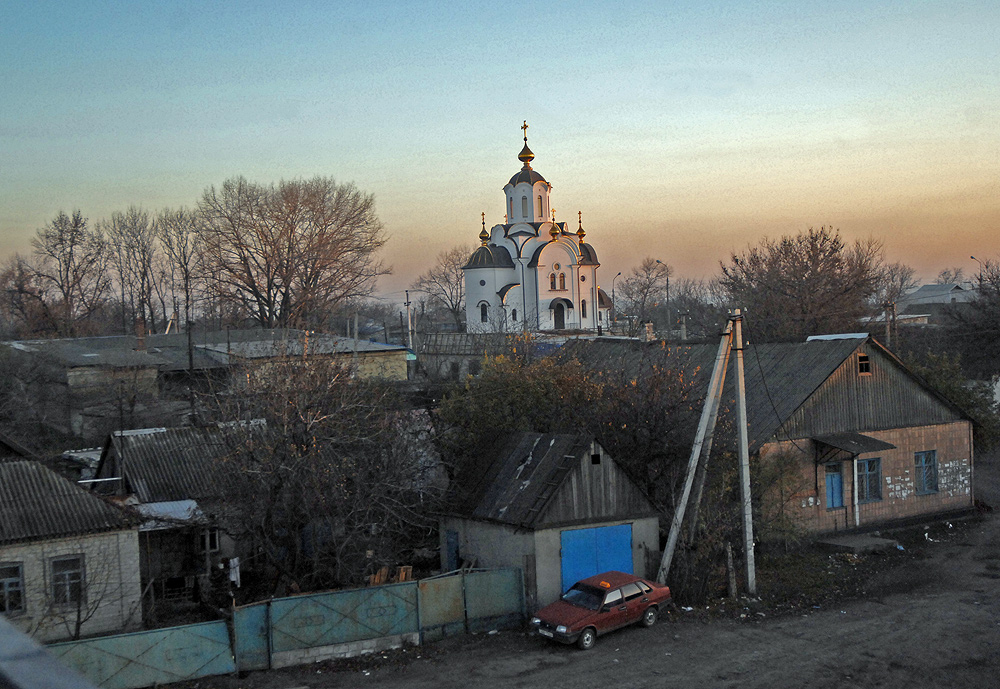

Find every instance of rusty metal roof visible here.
[0,461,136,545]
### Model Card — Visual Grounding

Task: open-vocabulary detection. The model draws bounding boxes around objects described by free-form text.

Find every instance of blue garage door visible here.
[560,523,633,593]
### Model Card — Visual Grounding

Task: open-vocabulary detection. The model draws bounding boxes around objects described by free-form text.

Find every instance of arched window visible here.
[521,196,528,218]
[480,303,488,323]
[581,299,587,319]
[549,273,557,290]
[508,198,513,220]
[559,273,566,290]
[512,308,518,321]
[537,195,543,217]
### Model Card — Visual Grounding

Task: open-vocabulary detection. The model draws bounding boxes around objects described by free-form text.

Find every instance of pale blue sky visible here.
[3,1,998,302]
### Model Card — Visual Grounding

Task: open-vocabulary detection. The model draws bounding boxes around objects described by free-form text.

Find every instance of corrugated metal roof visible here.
[134,499,207,531]
[561,336,870,452]
[0,461,136,544]
[466,433,592,528]
[97,426,239,503]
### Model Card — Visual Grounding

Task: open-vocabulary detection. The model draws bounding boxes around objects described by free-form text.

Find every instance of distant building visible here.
[463,125,611,333]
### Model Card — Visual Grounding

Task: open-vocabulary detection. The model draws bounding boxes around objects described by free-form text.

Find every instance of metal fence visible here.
[48,568,524,687]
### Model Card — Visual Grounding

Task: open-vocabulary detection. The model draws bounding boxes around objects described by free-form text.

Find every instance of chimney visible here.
[135,318,146,351]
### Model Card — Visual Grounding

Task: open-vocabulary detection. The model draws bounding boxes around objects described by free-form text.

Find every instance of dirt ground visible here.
[173,452,1000,689]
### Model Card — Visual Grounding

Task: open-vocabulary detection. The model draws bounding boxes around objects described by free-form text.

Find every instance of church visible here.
[463,124,610,333]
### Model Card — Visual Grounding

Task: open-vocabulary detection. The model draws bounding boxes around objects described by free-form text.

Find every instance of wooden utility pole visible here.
[733,309,756,595]
[656,319,733,584]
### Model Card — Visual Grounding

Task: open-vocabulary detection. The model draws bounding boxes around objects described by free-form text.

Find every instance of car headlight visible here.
[530,617,541,625]
[556,625,568,634]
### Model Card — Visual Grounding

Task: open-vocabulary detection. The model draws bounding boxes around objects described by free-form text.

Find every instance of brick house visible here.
[563,334,974,535]
[0,461,142,642]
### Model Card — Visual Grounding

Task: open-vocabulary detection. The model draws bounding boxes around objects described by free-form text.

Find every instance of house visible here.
[563,334,974,535]
[462,125,611,333]
[440,433,660,609]
[0,461,141,642]
[1,328,410,440]
[91,426,240,610]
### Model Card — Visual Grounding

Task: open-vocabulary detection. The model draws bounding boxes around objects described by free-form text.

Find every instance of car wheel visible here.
[640,606,658,627]
[577,627,596,650]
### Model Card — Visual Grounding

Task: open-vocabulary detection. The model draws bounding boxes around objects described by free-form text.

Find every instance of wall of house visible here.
[0,530,142,643]
[766,421,973,534]
[353,351,408,380]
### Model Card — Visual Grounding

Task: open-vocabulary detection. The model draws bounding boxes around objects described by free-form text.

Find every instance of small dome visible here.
[518,142,535,165]
[579,243,599,265]
[464,245,515,270]
[508,168,548,187]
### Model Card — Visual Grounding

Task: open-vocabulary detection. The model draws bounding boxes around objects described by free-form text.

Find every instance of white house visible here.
[463,125,610,333]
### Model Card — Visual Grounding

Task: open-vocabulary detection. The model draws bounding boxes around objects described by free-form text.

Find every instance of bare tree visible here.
[619,257,672,336]
[411,245,473,330]
[719,226,887,342]
[936,267,966,284]
[155,207,202,328]
[106,206,163,333]
[197,177,389,329]
[26,211,111,337]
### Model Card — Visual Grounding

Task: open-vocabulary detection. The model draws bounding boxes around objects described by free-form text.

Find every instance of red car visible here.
[530,571,672,650]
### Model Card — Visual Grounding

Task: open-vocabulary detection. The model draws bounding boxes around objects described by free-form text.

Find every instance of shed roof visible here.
[0,461,136,545]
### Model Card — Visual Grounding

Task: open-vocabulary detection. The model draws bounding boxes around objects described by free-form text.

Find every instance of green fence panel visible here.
[48,621,235,689]
[233,602,270,671]
[417,574,465,641]
[269,582,418,653]
[464,569,524,633]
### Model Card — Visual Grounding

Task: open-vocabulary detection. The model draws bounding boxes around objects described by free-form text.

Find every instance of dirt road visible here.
[182,455,1000,689]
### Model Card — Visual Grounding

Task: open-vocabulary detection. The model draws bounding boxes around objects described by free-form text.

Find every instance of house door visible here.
[554,304,565,330]
[560,524,633,593]
[825,463,844,509]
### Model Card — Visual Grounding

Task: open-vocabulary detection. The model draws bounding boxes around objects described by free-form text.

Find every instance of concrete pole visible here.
[733,310,756,596]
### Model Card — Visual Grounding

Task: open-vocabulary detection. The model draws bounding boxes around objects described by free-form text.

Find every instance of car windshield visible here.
[561,584,604,611]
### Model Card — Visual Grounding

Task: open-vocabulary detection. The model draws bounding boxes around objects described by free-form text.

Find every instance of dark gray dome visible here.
[507,168,548,187]
[464,244,515,269]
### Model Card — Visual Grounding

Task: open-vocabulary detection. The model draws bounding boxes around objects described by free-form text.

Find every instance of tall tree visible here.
[197,176,389,329]
[719,226,888,342]
[618,257,671,336]
[26,211,110,337]
[155,207,202,328]
[106,206,162,333]
[411,245,472,330]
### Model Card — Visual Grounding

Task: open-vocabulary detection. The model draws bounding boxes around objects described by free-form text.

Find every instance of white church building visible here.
[463,125,610,333]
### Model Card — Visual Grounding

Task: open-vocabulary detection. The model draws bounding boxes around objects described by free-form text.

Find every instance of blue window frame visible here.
[858,458,882,503]
[915,450,938,494]
[825,463,844,509]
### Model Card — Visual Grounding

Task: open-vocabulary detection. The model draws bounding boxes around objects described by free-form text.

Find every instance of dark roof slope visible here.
[0,461,136,544]
[463,433,593,528]
[96,426,239,503]
[507,168,548,187]
[464,245,515,270]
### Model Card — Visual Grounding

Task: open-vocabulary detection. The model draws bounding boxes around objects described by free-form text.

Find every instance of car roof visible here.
[575,571,642,590]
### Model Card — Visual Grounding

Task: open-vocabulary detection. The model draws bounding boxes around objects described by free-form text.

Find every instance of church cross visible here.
[521,120,529,142]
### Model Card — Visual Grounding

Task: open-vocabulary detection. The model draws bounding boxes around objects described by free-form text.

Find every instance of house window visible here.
[591,453,601,465]
[825,463,844,509]
[549,273,557,290]
[559,273,566,290]
[915,450,938,494]
[581,299,587,319]
[200,527,220,553]
[1,563,24,615]
[521,196,528,217]
[480,303,488,323]
[858,354,872,375]
[51,555,85,606]
[857,458,882,503]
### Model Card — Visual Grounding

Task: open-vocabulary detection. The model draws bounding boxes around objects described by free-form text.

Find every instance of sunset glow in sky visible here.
[2,1,998,305]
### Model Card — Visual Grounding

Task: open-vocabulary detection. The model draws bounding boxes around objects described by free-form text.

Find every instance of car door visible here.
[599,588,629,632]
[619,582,646,623]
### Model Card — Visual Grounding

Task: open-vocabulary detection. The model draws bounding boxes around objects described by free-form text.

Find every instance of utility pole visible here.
[733,309,756,596]
[404,290,413,351]
[657,319,734,584]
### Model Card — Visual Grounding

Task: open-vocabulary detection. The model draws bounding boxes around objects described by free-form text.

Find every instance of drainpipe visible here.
[852,459,860,528]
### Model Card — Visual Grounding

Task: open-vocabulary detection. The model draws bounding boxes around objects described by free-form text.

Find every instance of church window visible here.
[581,299,587,318]
[479,280,486,286]
[480,303,488,323]
[521,196,528,218]
[512,309,517,321]
[559,273,566,290]
[508,198,513,220]
[549,273,556,290]
[537,195,543,217]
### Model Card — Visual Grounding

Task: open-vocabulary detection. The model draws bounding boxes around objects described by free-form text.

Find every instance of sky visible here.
[2,0,998,308]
